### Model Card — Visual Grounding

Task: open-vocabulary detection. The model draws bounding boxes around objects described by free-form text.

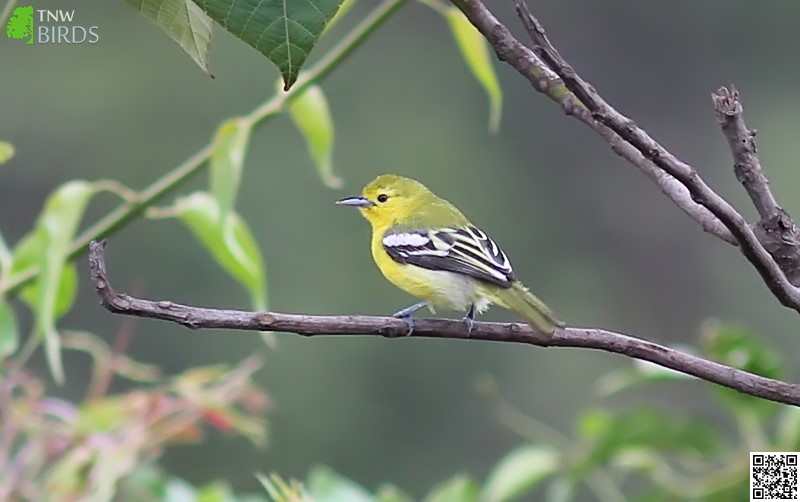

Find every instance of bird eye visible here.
[377,194,389,203]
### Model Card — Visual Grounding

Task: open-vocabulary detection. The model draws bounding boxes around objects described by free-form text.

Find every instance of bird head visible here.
[336,174,433,227]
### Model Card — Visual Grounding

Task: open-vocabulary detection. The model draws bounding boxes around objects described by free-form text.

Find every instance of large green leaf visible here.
[289,85,340,188]
[174,192,267,311]
[192,0,343,89]
[9,181,95,383]
[127,0,214,75]
[40,182,95,384]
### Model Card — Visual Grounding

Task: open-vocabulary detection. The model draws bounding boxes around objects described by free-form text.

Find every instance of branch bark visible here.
[451,0,800,312]
[89,240,800,407]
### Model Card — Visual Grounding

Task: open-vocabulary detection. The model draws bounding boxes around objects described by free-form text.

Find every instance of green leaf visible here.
[0,141,14,164]
[127,0,214,75]
[424,475,480,502]
[9,181,95,383]
[701,322,782,378]
[0,302,18,359]
[483,445,559,502]
[210,118,252,226]
[444,7,503,134]
[192,0,344,89]
[289,85,341,188]
[9,233,78,320]
[39,181,95,384]
[700,321,782,418]
[575,408,720,476]
[307,466,373,502]
[174,192,267,311]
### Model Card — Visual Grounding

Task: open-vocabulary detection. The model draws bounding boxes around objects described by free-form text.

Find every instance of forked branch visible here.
[452,0,800,312]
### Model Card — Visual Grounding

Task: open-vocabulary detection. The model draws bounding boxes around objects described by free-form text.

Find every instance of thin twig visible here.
[712,86,800,286]
[712,86,778,220]
[89,240,800,407]
[449,0,735,245]
[510,0,800,309]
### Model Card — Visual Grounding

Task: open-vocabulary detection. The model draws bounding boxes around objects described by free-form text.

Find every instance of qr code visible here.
[751,452,799,501]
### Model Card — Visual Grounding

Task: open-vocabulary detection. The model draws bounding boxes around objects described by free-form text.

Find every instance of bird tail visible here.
[485,281,562,334]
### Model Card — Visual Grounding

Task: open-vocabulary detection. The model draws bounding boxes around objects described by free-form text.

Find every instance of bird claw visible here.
[393,314,416,336]
[463,315,474,335]
[391,302,426,337]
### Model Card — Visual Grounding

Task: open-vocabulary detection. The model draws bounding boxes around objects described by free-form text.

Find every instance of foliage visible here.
[0,0,502,397]
[125,0,344,89]
[0,0,505,496]
[254,323,791,502]
[1,0,794,500]
[0,331,267,500]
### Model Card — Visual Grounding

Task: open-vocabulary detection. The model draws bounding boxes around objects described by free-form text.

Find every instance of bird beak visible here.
[336,196,374,208]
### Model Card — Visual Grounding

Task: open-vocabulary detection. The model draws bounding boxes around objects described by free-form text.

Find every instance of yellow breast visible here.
[370,231,480,311]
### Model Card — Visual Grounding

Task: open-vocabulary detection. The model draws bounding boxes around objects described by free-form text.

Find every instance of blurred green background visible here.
[3,0,800,496]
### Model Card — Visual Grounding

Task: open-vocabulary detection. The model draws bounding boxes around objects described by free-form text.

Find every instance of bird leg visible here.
[392,301,427,336]
[463,304,476,335]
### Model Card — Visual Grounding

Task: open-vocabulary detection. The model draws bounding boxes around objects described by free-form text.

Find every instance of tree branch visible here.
[88,240,800,407]
[712,86,800,286]
[452,0,800,312]
[712,87,779,220]
[449,0,735,245]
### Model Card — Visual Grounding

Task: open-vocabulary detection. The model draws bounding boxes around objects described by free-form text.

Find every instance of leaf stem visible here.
[0,0,408,298]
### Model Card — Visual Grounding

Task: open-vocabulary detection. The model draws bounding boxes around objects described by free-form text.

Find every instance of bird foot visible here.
[392,314,416,336]
[391,302,427,337]
[463,304,476,336]
[463,315,474,335]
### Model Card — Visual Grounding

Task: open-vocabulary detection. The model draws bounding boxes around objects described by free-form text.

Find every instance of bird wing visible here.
[382,226,516,288]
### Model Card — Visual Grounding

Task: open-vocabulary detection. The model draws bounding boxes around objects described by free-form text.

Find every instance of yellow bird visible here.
[336,174,562,335]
